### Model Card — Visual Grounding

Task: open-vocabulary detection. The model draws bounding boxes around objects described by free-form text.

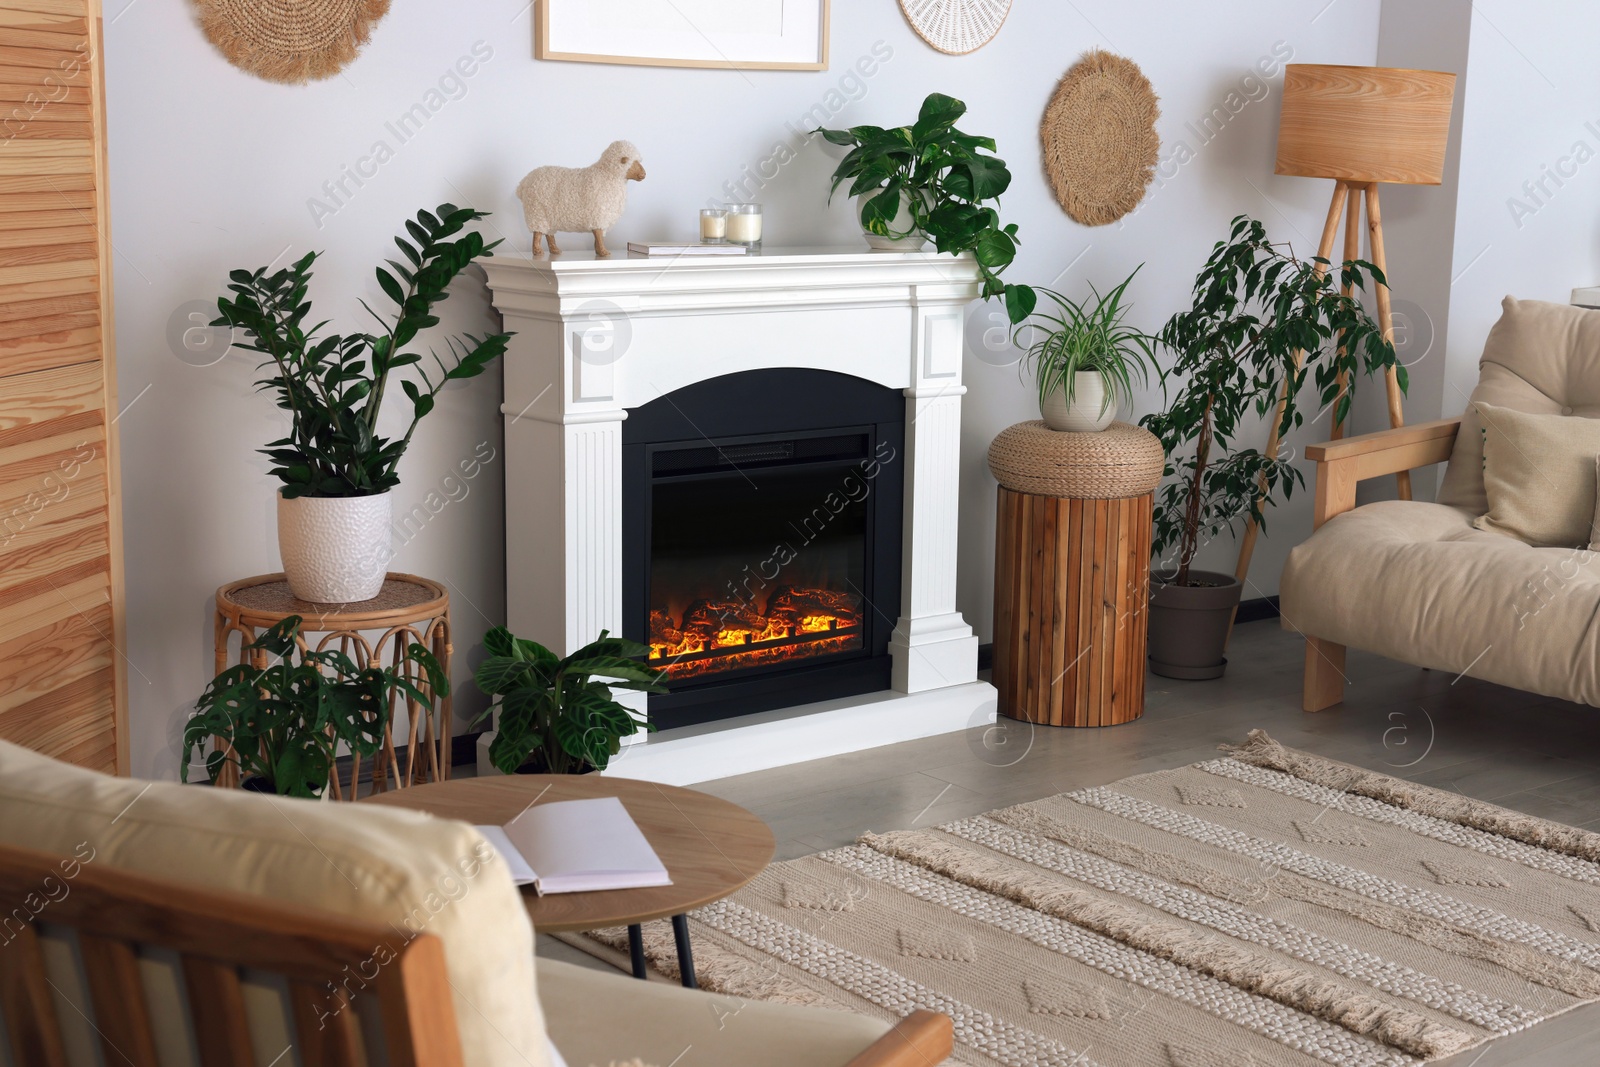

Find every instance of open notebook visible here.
[477,796,671,896]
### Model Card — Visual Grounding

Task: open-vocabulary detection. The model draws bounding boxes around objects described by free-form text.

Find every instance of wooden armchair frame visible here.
[0,842,954,1067]
[0,842,463,1067]
[1300,417,1461,711]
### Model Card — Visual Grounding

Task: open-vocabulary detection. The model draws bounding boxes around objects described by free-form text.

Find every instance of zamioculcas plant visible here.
[817,93,1037,323]
[474,628,669,775]
[182,616,447,798]
[214,204,512,500]
[1143,215,1402,586]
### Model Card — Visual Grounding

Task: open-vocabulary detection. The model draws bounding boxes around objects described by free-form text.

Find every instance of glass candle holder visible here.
[699,208,727,243]
[725,203,763,248]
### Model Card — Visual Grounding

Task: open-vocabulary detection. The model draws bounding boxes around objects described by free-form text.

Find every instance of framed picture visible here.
[537,0,830,71]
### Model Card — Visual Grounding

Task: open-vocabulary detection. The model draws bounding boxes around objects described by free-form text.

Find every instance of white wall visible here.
[105,0,1384,779]
[1445,0,1600,409]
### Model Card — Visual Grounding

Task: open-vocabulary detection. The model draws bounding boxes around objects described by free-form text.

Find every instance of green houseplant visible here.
[474,628,668,775]
[1013,266,1157,432]
[817,93,1037,323]
[182,616,447,798]
[1140,215,1400,678]
[213,203,511,603]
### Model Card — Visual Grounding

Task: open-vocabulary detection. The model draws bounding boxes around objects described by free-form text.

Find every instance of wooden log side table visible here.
[988,421,1164,727]
[366,774,777,989]
[212,573,453,797]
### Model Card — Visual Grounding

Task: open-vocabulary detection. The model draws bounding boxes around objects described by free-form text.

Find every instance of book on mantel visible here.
[626,241,748,256]
[476,796,671,896]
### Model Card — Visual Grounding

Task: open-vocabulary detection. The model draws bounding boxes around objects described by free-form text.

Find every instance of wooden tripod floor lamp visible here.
[1234,63,1456,592]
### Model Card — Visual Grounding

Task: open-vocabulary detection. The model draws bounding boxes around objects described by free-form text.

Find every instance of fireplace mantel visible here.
[483,247,996,784]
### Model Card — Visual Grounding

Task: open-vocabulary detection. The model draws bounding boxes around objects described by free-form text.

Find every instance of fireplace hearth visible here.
[624,369,903,729]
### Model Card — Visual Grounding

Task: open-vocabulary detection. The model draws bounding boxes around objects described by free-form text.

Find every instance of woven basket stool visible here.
[988,421,1164,726]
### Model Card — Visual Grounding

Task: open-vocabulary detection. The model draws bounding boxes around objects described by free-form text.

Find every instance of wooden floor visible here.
[539,619,1600,1065]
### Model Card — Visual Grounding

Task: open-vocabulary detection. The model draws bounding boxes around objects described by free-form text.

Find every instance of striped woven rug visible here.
[574,732,1600,1066]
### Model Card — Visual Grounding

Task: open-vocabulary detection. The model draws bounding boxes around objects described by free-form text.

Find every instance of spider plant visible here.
[1013,266,1157,418]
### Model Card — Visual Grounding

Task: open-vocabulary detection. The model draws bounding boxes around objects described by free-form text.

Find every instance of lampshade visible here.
[1275,64,1456,185]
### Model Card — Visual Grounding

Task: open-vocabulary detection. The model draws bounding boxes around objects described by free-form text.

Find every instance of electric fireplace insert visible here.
[622,369,904,730]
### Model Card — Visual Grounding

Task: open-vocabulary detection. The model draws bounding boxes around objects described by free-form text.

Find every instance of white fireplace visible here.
[482,247,996,785]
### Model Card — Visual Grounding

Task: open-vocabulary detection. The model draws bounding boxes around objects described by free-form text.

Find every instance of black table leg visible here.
[627,923,647,979]
[671,913,697,989]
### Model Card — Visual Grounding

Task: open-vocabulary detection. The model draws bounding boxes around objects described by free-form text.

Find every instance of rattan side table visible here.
[211,573,453,797]
[988,421,1164,727]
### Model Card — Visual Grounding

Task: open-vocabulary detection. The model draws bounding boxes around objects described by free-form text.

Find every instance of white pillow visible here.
[0,741,549,1067]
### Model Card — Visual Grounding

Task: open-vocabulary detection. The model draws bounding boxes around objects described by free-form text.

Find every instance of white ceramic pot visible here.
[1040,371,1117,432]
[276,490,392,603]
[854,189,928,251]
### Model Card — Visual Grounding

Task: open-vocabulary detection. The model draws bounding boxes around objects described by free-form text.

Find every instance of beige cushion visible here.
[1440,296,1600,514]
[0,741,549,1067]
[537,958,892,1067]
[1471,402,1600,546]
[1281,501,1600,704]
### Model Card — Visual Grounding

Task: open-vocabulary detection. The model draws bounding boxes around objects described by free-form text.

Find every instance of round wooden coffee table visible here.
[365,773,775,988]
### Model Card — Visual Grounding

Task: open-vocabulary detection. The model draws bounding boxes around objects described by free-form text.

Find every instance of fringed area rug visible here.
[562,732,1600,1066]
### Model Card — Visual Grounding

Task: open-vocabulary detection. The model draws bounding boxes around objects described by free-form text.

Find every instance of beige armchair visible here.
[0,740,951,1067]
[1282,297,1600,711]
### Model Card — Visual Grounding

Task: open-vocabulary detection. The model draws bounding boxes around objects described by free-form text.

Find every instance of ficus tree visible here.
[1141,216,1401,585]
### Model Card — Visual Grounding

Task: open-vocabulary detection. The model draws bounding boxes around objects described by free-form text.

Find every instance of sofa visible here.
[0,740,950,1066]
[1282,296,1600,711]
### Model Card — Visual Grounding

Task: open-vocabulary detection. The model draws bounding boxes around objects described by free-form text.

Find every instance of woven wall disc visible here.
[988,421,1164,499]
[898,0,1012,55]
[196,0,391,85]
[1041,49,1161,226]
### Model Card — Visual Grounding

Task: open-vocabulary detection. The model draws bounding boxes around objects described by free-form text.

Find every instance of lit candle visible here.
[726,203,763,248]
[699,208,727,242]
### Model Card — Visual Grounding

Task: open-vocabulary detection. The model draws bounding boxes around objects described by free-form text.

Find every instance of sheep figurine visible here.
[515,140,645,258]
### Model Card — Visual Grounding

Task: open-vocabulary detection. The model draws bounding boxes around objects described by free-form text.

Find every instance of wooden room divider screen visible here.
[0,0,127,773]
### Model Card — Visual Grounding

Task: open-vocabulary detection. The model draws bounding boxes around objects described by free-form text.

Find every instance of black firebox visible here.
[622,369,904,730]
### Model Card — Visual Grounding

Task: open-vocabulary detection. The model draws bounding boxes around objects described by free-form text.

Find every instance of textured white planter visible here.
[1040,371,1117,432]
[276,490,392,603]
[854,189,928,251]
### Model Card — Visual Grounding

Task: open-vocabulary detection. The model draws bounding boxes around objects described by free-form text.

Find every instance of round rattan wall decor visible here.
[195,0,391,85]
[1041,49,1161,227]
[898,0,1012,55]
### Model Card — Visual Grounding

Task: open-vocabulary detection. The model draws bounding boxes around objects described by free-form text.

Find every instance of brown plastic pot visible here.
[1148,569,1243,680]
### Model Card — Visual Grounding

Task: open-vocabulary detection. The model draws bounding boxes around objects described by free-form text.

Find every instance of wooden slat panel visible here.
[0,257,94,286]
[0,183,92,209]
[0,359,99,423]
[0,922,68,1067]
[183,958,257,1067]
[0,442,105,517]
[0,601,111,713]
[0,569,107,645]
[0,307,97,342]
[0,24,85,50]
[0,207,92,232]
[0,222,95,248]
[0,46,90,73]
[0,664,116,771]
[0,172,91,193]
[0,239,97,267]
[0,8,82,28]
[0,285,93,319]
[77,933,161,1067]
[0,0,88,17]
[0,119,89,139]
[0,91,91,114]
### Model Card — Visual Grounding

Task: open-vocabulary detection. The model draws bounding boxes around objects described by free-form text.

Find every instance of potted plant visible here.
[214,204,511,602]
[474,627,668,775]
[181,616,447,797]
[817,93,1037,323]
[1013,266,1157,432]
[1141,216,1399,679]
